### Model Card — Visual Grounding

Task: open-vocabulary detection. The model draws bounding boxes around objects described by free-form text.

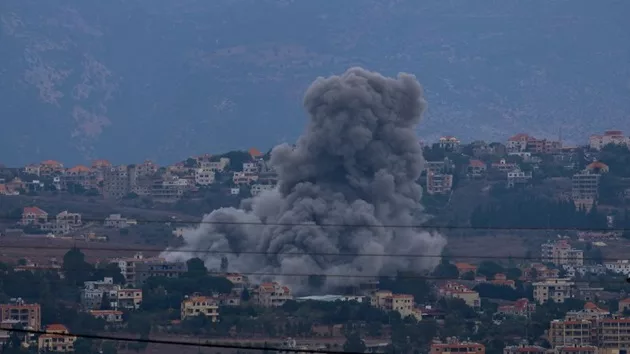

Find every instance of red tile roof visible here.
[468,160,486,168]
[67,165,91,173]
[249,148,263,157]
[508,133,530,141]
[23,206,47,215]
[40,160,62,166]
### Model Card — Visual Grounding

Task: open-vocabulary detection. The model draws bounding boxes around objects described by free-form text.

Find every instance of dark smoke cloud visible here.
[162,67,447,292]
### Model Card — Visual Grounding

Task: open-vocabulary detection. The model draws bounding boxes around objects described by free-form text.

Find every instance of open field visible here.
[445,233,549,264]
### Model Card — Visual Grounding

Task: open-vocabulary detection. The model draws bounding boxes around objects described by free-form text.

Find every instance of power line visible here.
[0,215,626,232]
[0,242,621,262]
[6,328,373,354]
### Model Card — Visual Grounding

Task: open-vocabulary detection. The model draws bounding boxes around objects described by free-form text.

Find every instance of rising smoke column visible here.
[162,67,447,291]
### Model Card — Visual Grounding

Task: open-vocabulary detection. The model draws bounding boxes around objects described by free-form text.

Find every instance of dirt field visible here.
[0,236,162,263]
[445,233,549,264]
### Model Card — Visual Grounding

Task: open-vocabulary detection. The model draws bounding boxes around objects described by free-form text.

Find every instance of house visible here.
[195,168,216,186]
[370,291,417,319]
[467,160,487,179]
[62,165,96,190]
[589,130,628,150]
[112,289,143,310]
[491,159,518,173]
[252,282,292,307]
[248,147,263,160]
[23,164,41,176]
[134,260,187,287]
[507,133,532,152]
[521,263,560,281]
[564,302,609,320]
[454,263,477,277]
[89,310,124,323]
[39,160,64,177]
[585,161,609,174]
[603,259,630,275]
[532,278,574,304]
[496,298,536,318]
[506,168,532,188]
[38,324,76,353]
[81,277,121,309]
[20,207,48,227]
[503,344,546,354]
[491,273,515,288]
[180,295,219,322]
[438,282,481,308]
[0,298,41,330]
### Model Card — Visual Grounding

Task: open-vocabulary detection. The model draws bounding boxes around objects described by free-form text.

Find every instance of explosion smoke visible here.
[162,67,447,292]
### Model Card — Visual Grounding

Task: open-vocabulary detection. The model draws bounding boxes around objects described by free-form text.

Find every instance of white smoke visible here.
[162,67,447,292]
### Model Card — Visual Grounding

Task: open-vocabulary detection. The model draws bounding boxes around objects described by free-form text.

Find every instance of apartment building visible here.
[0,298,41,331]
[507,133,532,152]
[589,130,628,150]
[521,263,560,281]
[81,277,121,309]
[549,315,630,350]
[527,138,562,154]
[438,282,481,308]
[503,344,546,354]
[541,240,584,267]
[430,339,485,354]
[251,183,276,196]
[549,318,593,347]
[604,260,630,275]
[252,282,293,307]
[572,170,600,210]
[39,160,64,177]
[112,252,178,286]
[199,157,230,172]
[103,165,131,199]
[426,172,453,195]
[114,289,143,310]
[438,136,460,151]
[151,176,189,202]
[507,168,532,188]
[195,168,216,186]
[134,259,188,287]
[38,324,76,352]
[61,165,96,190]
[370,291,416,319]
[533,278,574,304]
[20,207,48,227]
[180,295,219,322]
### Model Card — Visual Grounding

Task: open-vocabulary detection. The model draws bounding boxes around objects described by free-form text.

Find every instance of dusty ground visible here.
[445,233,549,264]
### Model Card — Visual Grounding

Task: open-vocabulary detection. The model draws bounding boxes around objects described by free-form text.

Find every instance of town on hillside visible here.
[2,131,630,354]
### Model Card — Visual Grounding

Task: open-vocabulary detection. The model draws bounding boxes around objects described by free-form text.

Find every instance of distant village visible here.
[2,130,630,354]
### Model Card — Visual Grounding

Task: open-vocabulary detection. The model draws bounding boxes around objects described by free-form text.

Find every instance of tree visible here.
[241,288,250,302]
[477,261,505,278]
[185,258,207,278]
[343,332,366,353]
[92,263,125,284]
[63,248,94,285]
[432,260,459,278]
[184,158,198,168]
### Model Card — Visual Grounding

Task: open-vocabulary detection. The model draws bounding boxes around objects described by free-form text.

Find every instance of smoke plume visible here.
[162,67,447,292]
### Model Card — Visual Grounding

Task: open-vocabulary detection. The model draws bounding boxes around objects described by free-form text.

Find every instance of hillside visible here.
[1,0,629,165]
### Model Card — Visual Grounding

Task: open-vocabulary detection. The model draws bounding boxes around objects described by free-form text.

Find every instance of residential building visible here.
[605,260,630,275]
[491,273,516,289]
[496,298,536,318]
[151,176,189,202]
[430,339,485,354]
[81,277,121,310]
[492,159,518,173]
[61,165,96,190]
[89,310,124,324]
[521,263,560,281]
[112,252,164,286]
[104,214,135,228]
[589,130,628,150]
[20,207,48,227]
[526,138,562,154]
[103,165,131,199]
[426,172,453,195]
[507,168,532,188]
[200,158,230,172]
[134,260,188,287]
[24,164,41,176]
[40,211,82,235]
[548,318,593,347]
[252,282,293,307]
[257,171,279,185]
[195,168,216,186]
[251,183,276,196]
[554,346,597,354]
[135,160,158,177]
[507,133,532,152]
[370,291,415,318]
[39,160,64,177]
[114,289,143,310]
[565,302,609,321]
[0,298,41,331]
[223,273,249,294]
[248,147,263,160]
[532,278,574,304]
[438,136,460,151]
[438,282,481,308]
[572,169,600,210]
[233,171,258,185]
[541,240,584,267]
[38,324,76,353]
[180,295,219,322]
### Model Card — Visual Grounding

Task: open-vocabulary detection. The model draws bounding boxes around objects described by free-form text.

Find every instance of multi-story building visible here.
[430,339,485,354]
[572,169,600,210]
[38,324,76,353]
[497,298,536,318]
[114,289,143,310]
[61,165,96,190]
[507,168,532,188]
[532,278,574,304]
[200,157,230,172]
[507,133,532,152]
[527,138,562,154]
[503,344,546,354]
[252,282,293,307]
[589,130,628,151]
[604,260,630,275]
[0,298,41,331]
[112,253,179,286]
[103,165,131,199]
[223,273,249,295]
[548,318,593,347]
[438,282,481,308]
[251,183,276,196]
[426,172,453,195]
[180,295,219,322]
[134,260,188,287]
[492,159,519,173]
[39,160,64,177]
[135,160,158,177]
[20,207,48,227]
[195,168,216,186]
[370,291,416,318]
[151,176,189,202]
[541,240,584,267]
[81,277,121,309]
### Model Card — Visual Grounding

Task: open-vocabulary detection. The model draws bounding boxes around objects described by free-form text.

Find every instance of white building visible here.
[589,130,628,151]
[541,240,584,267]
[104,214,135,228]
[604,260,630,275]
[507,168,532,188]
[195,168,216,186]
[533,278,574,304]
[251,183,276,196]
[199,158,230,172]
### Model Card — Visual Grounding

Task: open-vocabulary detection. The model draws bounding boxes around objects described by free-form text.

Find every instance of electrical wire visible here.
[6,328,372,354]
